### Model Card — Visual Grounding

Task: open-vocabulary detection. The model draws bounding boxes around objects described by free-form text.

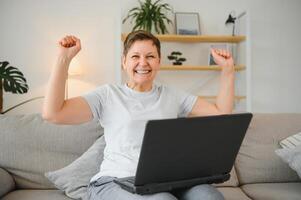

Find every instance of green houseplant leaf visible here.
[0,61,28,94]
[123,0,172,34]
[0,61,29,113]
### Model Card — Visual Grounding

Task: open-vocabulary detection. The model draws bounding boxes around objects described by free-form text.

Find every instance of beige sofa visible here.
[0,113,301,200]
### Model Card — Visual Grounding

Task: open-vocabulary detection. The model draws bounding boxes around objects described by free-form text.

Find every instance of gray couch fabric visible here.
[241,182,301,200]
[275,145,301,178]
[0,168,15,198]
[235,113,301,184]
[45,136,106,199]
[0,114,103,189]
[1,113,301,200]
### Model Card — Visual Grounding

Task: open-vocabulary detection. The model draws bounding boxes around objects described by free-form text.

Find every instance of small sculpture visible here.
[167,51,186,65]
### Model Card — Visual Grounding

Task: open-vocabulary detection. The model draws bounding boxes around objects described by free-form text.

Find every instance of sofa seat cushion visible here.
[235,114,301,184]
[2,190,71,200]
[241,182,301,200]
[217,187,251,200]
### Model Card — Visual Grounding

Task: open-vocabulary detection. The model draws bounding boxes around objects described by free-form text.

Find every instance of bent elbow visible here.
[41,112,62,124]
[41,112,54,122]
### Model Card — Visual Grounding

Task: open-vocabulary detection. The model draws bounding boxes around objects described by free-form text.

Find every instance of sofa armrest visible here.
[0,167,15,198]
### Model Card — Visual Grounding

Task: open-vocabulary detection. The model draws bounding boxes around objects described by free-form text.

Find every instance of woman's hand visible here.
[211,48,234,74]
[58,35,81,61]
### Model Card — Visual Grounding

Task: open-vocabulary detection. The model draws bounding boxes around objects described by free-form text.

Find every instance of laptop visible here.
[114,113,253,195]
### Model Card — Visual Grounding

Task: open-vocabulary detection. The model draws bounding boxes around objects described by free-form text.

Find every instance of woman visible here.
[42,30,234,200]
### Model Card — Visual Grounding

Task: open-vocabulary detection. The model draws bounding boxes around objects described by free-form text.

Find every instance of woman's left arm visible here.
[189,48,234,117]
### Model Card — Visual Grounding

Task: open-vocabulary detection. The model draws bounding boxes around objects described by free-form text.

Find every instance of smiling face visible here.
[122,39,160,91]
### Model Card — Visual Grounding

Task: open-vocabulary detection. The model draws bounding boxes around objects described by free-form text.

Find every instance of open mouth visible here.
[134,70,152,74]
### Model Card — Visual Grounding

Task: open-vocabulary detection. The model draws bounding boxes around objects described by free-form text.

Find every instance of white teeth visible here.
[135,70,151,74]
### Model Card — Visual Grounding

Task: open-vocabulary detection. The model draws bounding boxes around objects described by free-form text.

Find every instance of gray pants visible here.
[87,176,224,200]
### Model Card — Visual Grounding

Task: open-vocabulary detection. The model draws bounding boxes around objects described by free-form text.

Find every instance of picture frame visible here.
[175,12,201,35]
[208,44,231,65]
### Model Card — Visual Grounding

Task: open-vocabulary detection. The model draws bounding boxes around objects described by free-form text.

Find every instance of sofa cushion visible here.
[0,114,103,189]
[241,182,301,200]
[235,113,301,184]
[275,145,301,178]
[279,132,301,148]
[0,168,15,198]
[2,190,71,200]
[45,136,106,199]
[217,187,251,200]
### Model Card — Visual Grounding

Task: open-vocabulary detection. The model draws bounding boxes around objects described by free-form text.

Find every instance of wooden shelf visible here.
[200,96,246,101]
[160,65,245,71]
[122,33,246,43]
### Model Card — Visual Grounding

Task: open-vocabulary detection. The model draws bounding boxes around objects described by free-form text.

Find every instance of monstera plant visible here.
[0,61,28,113]
[123,0,173,34]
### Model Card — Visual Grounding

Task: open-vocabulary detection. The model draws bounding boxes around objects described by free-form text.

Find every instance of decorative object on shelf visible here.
[208,44,232,65]
[0,61,29,113]
[225,11,237,36]
[175,12,201,35]
[167,51,186,65]
[122,0,172,34]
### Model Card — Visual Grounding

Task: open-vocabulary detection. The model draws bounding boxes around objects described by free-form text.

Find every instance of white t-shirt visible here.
[82,83,197,182]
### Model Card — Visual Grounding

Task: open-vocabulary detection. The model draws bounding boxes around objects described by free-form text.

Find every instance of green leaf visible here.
[0,61,29,94]
[123,0,172,34]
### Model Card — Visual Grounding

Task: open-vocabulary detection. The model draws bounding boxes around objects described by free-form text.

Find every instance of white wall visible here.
[121,0,301,113]
[249,0,301,112]
[0,0,121,114]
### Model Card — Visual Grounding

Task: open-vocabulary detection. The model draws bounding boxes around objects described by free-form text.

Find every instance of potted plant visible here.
[167,51,187,65]
[123,0,173,34]
[0,61,28,113]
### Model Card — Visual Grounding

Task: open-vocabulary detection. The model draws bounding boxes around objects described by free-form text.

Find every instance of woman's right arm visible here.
[42,35,93,124]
